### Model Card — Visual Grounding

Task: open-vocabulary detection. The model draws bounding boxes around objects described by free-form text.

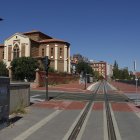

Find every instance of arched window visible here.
[60,48,62,56]
[42,48,45,56]
[2,50,4,59]
[51,48,53,56]
[13,44,19,59]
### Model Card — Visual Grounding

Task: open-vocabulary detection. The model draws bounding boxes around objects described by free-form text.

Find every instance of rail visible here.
[103,81,117,140]
[68,81,102,140]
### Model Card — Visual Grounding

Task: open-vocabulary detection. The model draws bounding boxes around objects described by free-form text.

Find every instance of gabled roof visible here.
[0,44,4,47]
[5,33,29,41]
[23,30,52,39]
[39,38,70,45]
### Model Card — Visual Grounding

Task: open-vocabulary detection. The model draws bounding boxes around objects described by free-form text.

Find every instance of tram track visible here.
[66,80,121,140]
[67,82,102,140]
[103,81,117,140]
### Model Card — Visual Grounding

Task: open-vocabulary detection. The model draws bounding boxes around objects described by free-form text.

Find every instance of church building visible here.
[1,30,71,73]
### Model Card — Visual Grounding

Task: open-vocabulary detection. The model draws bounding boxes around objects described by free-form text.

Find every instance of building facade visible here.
[1,30,70,73]
[91,61,107,79]
[90,61,113,80]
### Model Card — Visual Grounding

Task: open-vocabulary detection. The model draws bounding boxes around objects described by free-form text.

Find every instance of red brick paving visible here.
[33,100,86,110]
[128,103,140,113]
[65,101,86,110]
[110,81,140,93]
[93,102,103,110]
[111,103,133,112]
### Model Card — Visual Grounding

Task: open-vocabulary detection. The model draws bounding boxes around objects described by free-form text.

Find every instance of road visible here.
[0,81,140,140]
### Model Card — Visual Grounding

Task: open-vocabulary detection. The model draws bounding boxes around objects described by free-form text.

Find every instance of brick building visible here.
[0,30,70,73]
[90,61,113,80]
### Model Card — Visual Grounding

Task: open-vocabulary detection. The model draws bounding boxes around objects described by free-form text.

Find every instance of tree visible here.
[119,68,130,80]
[76,61,93,75]
[93,71,100,79]
[72,53,89,63]
[0,61,8,76]
[11,57,38,81]
[113,60,120,79]
[113,60,131,80]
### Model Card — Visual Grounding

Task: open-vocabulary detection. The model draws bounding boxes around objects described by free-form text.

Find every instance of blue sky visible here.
[0,0,140,71]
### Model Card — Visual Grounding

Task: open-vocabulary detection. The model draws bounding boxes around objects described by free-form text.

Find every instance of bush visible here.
[11,57,38,81]
[0,61,8,76]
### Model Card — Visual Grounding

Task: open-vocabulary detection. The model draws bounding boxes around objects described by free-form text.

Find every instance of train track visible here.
[103,81,117,140]
[67,82,102,140]
[67,81,119,140]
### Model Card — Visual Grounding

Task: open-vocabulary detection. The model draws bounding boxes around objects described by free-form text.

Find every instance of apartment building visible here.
[90,61,113,79]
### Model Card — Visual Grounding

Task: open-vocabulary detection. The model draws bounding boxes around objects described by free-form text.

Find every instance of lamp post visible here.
[134,60,138,105]
[84,69,87,90]
[42,56,50,101]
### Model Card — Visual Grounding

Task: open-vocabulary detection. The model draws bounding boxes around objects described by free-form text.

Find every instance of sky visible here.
[0,0,140,71]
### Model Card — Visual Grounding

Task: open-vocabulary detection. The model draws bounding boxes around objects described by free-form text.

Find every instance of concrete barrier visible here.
[10,83,30,113]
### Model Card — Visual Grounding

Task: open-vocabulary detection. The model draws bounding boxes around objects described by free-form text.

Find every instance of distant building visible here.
[90,61,113,80]
[0,30,71,73]
[106,63,113,80]
[135,72,140,78]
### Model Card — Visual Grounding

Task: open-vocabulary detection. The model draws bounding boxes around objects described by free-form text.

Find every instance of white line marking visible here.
[135,111,140,119]
[103,103,108,140]
[14,110,62,140]
[31,95,41,98]
[87,82,99,91]
[62,103,88,140]
[107,83,117,90]
[30,98,45,102]
[109,103,122,140]
[76,103,94,140]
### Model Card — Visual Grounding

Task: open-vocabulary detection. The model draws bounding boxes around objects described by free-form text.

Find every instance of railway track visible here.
[103,81,117,140]
[66,80,120,140]
[67,82,102,140]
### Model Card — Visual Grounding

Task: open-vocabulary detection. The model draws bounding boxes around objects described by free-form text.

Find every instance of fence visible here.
[34,70,78,87]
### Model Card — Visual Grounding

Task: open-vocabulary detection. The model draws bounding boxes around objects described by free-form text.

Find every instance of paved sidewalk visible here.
[110,81,140,93]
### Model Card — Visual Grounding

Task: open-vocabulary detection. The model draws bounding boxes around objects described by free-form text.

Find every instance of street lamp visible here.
[42,56,50,101]
[134,60,138,105]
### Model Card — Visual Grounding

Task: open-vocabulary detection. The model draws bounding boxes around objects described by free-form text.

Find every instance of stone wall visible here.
[10,83,30,113]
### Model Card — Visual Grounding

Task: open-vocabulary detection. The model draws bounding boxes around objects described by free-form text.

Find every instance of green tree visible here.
[0,61,8,76]
[113,60,120,79]
[11,57,38,81]
[93,71,100,79]
[76,61,93,75]
[119,68,130,80]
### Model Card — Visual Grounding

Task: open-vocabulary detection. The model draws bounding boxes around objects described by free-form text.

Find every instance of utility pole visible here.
[134,60,138,105]
[84,69,87,90]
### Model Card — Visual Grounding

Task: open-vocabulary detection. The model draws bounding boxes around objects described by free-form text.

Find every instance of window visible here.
[2,50,4,59]
[60,48,62,58]
[13,44,19,59]
[42,48,45,56]
[51,48,53,57]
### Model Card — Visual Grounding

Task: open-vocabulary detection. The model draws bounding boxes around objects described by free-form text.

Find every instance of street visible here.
[0,81,140,140]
